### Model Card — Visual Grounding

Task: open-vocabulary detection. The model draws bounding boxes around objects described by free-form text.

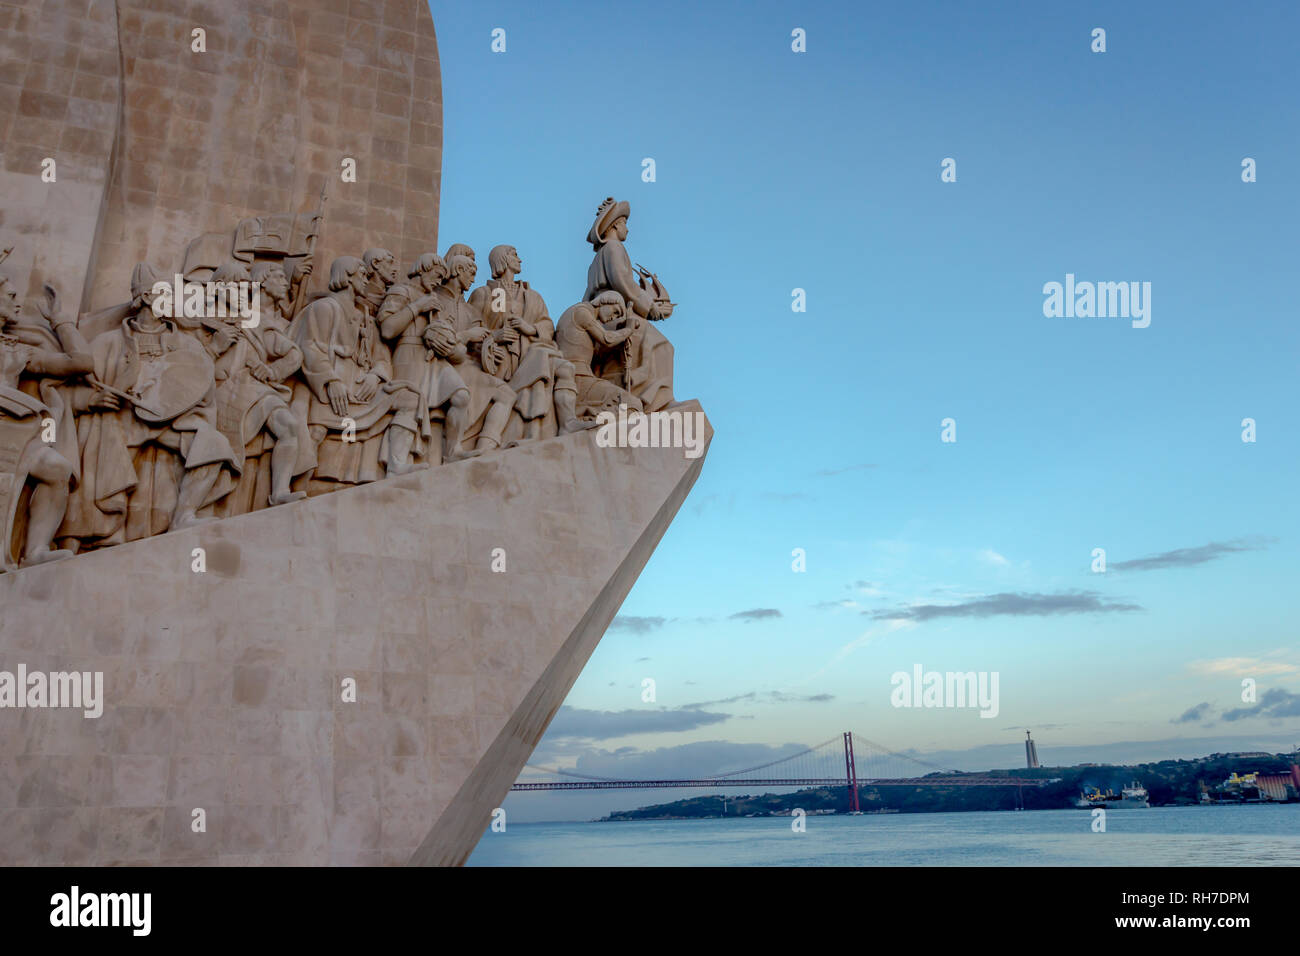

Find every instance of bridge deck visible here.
[511,776,1049,791]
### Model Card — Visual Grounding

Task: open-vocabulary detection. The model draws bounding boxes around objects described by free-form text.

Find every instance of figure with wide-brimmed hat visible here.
[583,198,677,413]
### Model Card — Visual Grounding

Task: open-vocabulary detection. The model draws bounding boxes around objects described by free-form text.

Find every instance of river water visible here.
[467,805,1300,866]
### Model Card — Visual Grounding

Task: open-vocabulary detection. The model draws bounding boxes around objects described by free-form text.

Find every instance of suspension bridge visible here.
[511,731,1049,811]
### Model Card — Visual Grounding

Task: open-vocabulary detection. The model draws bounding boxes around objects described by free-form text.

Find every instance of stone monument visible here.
[0,0,709,865]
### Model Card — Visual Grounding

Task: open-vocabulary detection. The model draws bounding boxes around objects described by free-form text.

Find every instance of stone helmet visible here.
[130,262,163,306]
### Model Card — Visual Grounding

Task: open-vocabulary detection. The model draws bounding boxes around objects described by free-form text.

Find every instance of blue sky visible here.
[431,0,1300,821]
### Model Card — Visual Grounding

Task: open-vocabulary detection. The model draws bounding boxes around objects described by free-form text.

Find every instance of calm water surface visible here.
[467,805,1300,866]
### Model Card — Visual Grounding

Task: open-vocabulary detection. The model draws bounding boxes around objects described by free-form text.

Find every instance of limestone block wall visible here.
[0,0,122,304]
[85,0,443,310]
[0,0,442,312]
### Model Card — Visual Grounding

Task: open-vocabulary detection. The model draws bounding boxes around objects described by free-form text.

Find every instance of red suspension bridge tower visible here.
[843,731,859,812]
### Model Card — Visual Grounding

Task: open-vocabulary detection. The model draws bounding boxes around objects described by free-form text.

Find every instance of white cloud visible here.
[1186,656,1300,678]
[814,598,860,610]
[825,618,914,669]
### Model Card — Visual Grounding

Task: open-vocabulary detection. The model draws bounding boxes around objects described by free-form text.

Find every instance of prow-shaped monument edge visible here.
[410,401,712,865]
[0,402,711,865]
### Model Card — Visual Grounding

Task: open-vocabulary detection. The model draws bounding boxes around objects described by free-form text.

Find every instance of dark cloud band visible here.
[868,590,1142,622]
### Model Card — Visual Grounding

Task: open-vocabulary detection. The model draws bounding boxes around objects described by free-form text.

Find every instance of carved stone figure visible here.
[362,247,400,317]
[209,262,311,512]
[555,290,643,418]
[0,275,92,569]
[431,253,517,454]
[378,253,482,464]
[468,245,591,441]
[60,263,242,548]
[290,256,426,493]
[194,258,253,340]
[251,259,295,333]
[583,198,677,412]
[444,243,475,265]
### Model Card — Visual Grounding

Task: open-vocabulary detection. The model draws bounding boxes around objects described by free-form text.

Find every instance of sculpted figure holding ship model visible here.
[583,198,677,413]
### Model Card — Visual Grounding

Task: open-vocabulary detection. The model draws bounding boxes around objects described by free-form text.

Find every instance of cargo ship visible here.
[1078,782,1150,809]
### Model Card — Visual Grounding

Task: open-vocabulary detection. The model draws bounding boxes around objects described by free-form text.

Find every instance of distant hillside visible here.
[601,752,1297,820]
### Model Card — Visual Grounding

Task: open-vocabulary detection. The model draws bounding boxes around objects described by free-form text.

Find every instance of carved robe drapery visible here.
[468,277,569,433]
[1,322,85,568]
[213,322,313,516]
[584,237,675,413]
[59,317,240,548]
[431,286,515,445]
[376,281,443,449]
[290,294,420,488]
